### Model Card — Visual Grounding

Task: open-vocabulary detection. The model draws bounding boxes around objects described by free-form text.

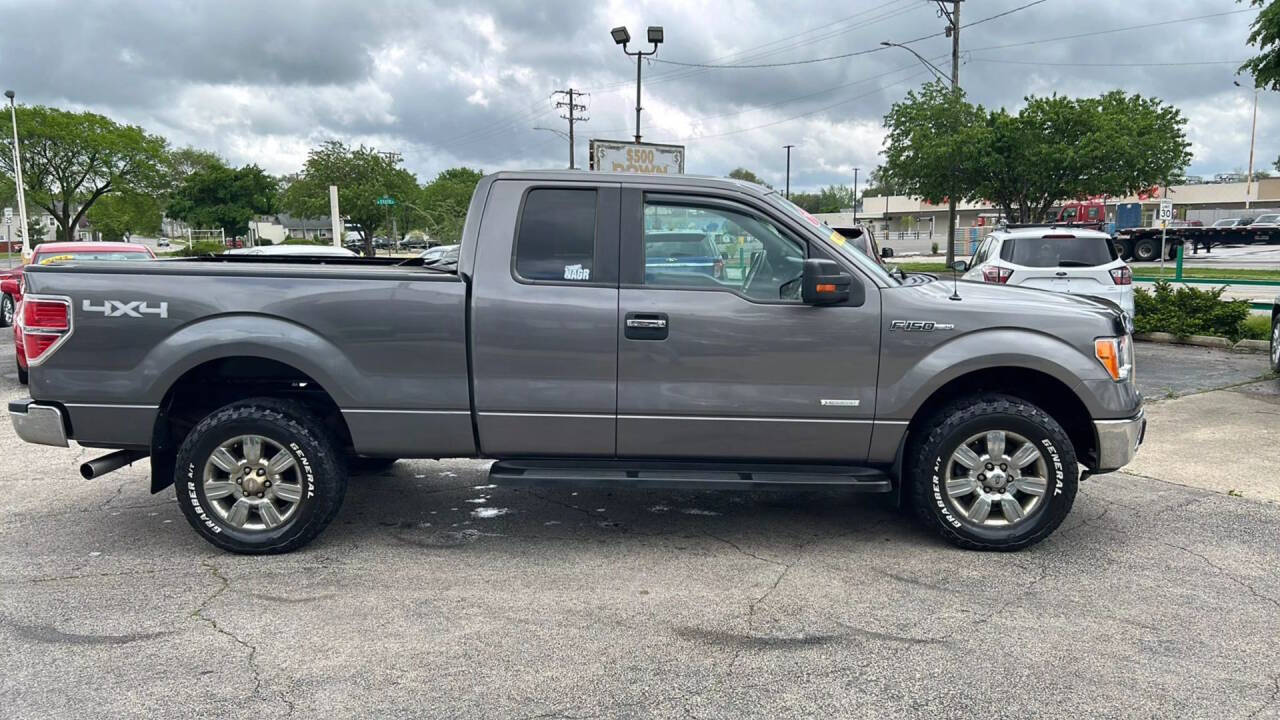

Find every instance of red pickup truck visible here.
[7,242,155,383]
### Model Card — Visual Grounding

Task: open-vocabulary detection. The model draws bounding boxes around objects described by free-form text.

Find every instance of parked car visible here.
[10,171,1143,554]
[1248,213,1280,228]
[222,245,357,257]
[644,231,724,280]
[1211,218,1243,228]
[157,237,171,248]
[7,242,156,383]
[419,244,460,264]
[962,227,1134,316]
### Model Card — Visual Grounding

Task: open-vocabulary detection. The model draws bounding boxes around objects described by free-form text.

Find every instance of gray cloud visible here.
[0,0,1270,190]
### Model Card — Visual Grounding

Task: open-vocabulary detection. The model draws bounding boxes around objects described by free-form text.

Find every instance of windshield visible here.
[1001,235,1116,267]
[1253,214,1279,223]
[767,193,898,286]
[1212,219,1238,227]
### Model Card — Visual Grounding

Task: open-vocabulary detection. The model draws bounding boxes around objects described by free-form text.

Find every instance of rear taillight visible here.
[982,266,1014,284]
[19,295,72,365]
[1109,266,1132,285]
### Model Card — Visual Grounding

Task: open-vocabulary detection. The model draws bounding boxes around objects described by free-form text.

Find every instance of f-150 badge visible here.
[82,299,168,318]
[890,320,954,332]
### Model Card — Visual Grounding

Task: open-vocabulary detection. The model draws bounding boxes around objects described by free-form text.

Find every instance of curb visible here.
[1135,332,1269,354]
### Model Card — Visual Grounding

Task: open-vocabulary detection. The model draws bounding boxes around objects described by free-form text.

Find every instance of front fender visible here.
[878,329,1113,420]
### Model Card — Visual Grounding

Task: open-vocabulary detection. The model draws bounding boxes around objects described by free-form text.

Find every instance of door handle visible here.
[626,317,667,329]
[624,312,669,340]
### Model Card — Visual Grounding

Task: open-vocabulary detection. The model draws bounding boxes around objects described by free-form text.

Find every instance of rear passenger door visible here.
[470,181,621,457]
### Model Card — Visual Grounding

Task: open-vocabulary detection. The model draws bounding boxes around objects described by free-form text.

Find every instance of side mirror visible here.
[951,260,969,273]
[802,258,861,306]
[880,247,894,259]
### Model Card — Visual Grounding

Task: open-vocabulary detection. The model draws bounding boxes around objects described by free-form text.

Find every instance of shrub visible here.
[1133,280,1252,341]
[170,240,227,257]
[930,241,939,254]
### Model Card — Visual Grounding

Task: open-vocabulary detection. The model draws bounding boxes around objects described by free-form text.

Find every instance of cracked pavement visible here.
[1,343,1279,718]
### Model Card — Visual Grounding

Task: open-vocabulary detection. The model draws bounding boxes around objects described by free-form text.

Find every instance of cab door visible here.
[615,189,882,462]
[470,180,621,457]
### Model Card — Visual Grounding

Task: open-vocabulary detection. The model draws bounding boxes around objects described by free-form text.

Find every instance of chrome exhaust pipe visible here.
[80,449,149,480]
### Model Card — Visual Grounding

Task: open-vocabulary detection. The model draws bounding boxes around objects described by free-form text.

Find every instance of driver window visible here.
[642,200,805,301]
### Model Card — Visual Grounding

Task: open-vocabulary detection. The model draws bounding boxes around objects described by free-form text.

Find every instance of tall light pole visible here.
[611,25,663,143]
[5,90,30,259]
[783,145,795,199]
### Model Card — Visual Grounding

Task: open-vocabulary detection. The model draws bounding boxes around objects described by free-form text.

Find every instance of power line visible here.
[970,58,1247,68]
[646,0,1052,71]
[967,7,1254,54]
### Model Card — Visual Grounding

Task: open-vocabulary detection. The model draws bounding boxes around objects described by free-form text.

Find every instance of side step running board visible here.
[489,459,892,493]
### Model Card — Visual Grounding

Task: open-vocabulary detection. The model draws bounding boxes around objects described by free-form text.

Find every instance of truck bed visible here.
[21,258,475,458]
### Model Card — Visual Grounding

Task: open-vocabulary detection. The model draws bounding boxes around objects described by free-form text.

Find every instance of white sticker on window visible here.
[563,264,591,281]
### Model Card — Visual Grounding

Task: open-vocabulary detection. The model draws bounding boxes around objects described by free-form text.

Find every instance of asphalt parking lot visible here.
[1,340,1278,719]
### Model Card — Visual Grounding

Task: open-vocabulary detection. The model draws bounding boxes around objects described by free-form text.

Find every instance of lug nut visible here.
[257,492,264,498]
[977,474,986,481]
[1000,463,1008,471]
[264,481,272,488]
[986,463,994,470]
[236,478,243,485]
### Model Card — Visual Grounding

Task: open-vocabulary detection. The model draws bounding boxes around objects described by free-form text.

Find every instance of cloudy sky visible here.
[0,0,1269,191]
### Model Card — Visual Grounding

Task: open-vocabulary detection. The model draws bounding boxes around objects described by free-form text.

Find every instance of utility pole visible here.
[1247,87,1259,208]
[5,90,31,259]
[941,1,962,265]
[553,89,589,169]
[852,167,860,223]
[783,145,795,199]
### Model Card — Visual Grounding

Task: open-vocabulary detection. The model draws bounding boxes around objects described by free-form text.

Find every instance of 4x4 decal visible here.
[82,299,168,318]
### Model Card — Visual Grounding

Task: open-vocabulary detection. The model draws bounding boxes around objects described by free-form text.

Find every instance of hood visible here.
[886,277,1126,336]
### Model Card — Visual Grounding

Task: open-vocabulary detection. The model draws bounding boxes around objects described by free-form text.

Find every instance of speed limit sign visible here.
[1158,199,1173,222]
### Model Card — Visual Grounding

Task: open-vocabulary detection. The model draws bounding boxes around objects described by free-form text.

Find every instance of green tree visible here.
[882,82,1190,225]
[977,92,1190,223]
[727,167,770,187]
[167,161,278,238]
[86,192,162,241]
[0,105,168,243]
[1241,0,1280,89]
[790,184,854,214]
[278,141,418,255]
[414,167,483,245]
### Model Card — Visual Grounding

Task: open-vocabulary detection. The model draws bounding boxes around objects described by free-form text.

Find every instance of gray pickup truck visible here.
[10,171,1144,553]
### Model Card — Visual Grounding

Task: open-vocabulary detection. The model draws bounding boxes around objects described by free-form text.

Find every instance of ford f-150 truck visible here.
[9,171,1145,554]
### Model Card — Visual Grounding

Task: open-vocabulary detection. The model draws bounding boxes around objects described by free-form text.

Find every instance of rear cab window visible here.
[513,188,598,282]
[1000,234,1117,267]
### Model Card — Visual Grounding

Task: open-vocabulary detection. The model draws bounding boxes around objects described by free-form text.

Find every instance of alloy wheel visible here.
[202,435,305,531]
[942,430,1049,527]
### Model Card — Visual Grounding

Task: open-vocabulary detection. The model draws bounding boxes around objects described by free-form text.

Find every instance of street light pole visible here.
[5,90,31,259]
[612,26,663,144]
[783,145,795,199]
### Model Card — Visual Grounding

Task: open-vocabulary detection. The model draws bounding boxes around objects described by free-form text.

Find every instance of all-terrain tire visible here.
[174,398,347,554]
[0,294,14,328]
[907,393,1078,551]
[1270,312,1280,374]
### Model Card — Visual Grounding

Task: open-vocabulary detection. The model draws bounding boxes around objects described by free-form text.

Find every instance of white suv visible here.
[962,227,1134,315]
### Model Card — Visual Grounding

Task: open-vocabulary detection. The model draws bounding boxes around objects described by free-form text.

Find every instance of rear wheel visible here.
[908,394,1078,551]
[1112,238,1132,261]
[174,398,346,554]
[0,294,13,328]
[1132,238,1159,262]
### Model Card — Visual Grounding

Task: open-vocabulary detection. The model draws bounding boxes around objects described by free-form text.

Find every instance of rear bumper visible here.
[1093,408,1145,473]
[9,399,69,447]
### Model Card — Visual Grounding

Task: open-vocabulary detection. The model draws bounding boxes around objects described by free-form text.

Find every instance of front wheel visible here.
[908,394,1078,551]
[174,398,347,554]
